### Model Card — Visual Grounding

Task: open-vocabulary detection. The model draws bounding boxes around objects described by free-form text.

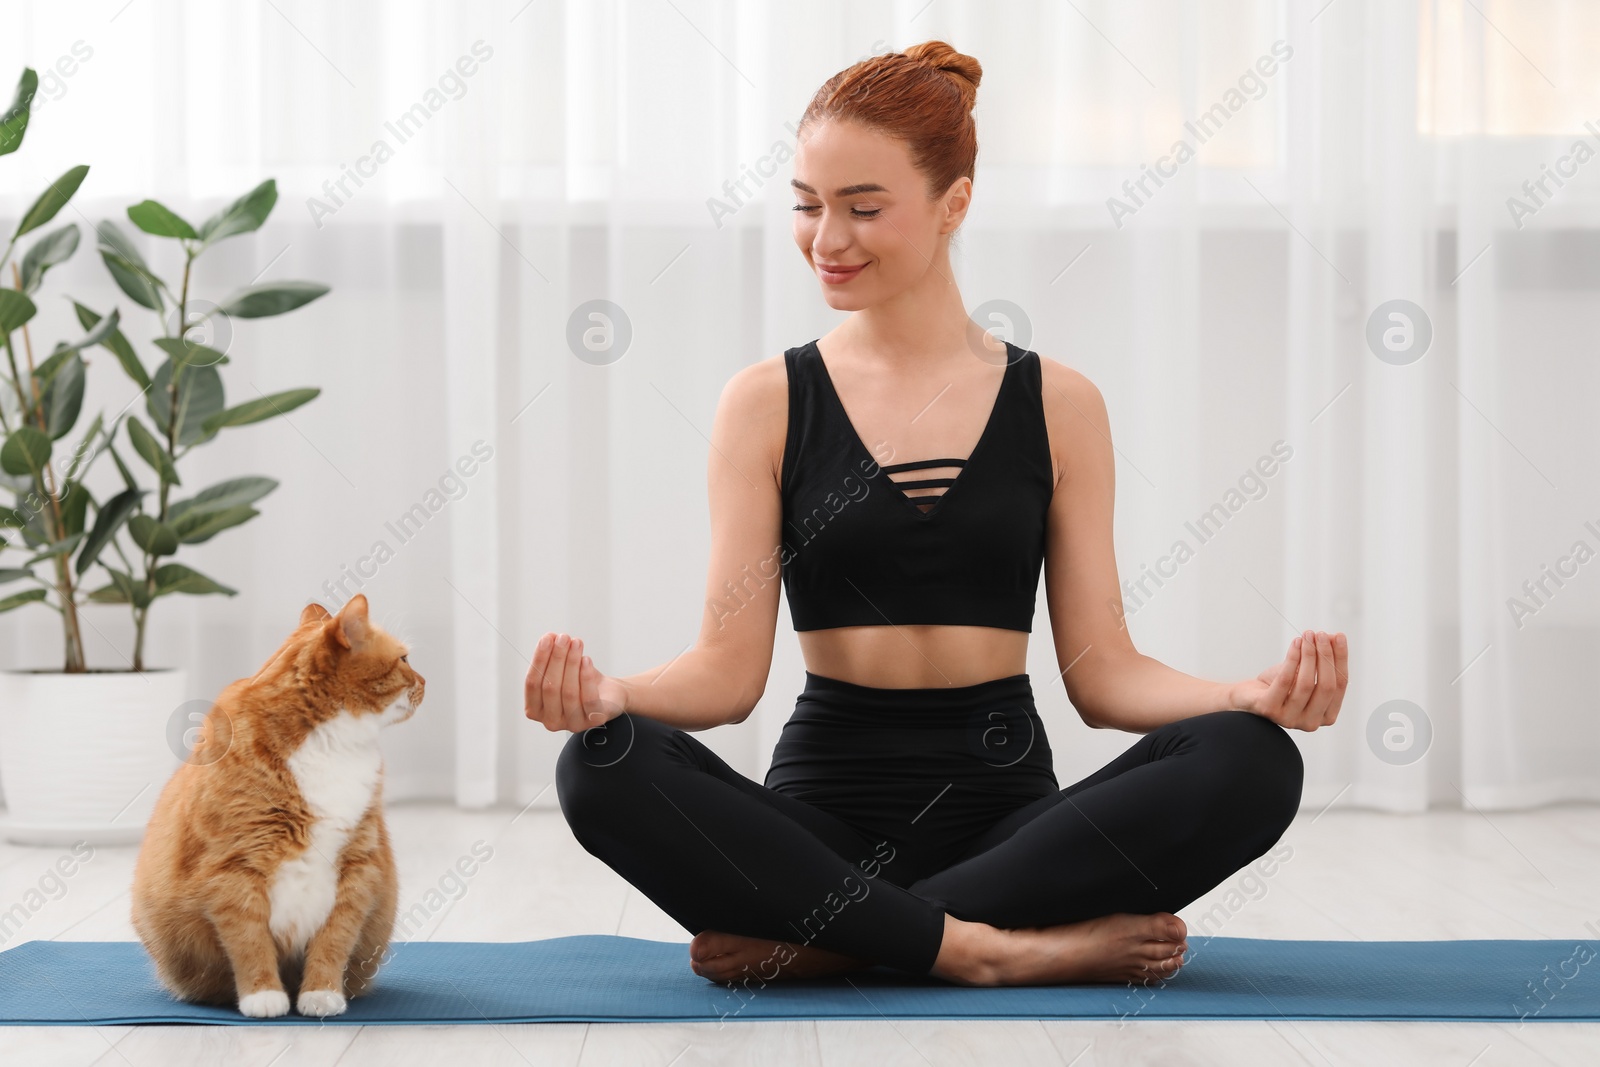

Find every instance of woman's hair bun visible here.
[902,40,982,109]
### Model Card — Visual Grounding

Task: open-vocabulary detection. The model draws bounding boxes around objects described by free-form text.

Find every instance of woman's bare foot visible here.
[688,929,872,984]
[932,912,1189,987]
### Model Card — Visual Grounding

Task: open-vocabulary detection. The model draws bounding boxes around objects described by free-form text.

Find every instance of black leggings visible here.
[555,671,1302,976]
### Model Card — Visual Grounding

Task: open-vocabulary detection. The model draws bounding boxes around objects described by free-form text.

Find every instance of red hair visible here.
[799,40,982,200]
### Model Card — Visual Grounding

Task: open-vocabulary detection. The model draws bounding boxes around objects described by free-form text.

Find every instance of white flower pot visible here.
[0,668,187,846]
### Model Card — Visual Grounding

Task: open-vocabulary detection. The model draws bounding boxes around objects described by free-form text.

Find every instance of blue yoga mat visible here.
[2,935,1596,1024]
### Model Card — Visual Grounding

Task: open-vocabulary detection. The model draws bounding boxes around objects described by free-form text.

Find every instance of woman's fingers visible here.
[1288,632,1319,728]
[1260,636,1300,724]
[579,654,604,725]
[561,637,585,731]
[524,633,621,733]
[532,632,563,725]
[525,632,555,720]
[1304,631,1336,724]
[528,633,560,726]
[1322,632,1349,725]
[544,635,572,726]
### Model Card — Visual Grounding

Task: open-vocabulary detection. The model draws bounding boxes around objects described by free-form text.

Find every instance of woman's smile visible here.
[818,261,869,284]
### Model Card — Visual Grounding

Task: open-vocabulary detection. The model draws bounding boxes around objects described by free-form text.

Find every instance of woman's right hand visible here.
[524,633,628,733]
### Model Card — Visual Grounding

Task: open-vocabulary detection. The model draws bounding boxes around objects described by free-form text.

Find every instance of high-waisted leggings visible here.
[555,671,1303,976]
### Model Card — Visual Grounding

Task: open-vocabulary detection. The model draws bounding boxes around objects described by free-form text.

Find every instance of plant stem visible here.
[8,264,85,671]
[133,604,147,673]
[2,331,29,417]
[132,249,195,673]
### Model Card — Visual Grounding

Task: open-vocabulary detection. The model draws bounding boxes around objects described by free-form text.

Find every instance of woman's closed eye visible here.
[792,203,882,219]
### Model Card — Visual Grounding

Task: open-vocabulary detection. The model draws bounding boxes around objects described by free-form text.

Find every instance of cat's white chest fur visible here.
[267,708,385,954]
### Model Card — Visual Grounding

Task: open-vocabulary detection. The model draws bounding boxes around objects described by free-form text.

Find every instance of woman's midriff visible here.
[797,624,1030,689]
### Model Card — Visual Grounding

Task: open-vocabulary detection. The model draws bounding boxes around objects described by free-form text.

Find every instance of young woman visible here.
[529,40,1348,988]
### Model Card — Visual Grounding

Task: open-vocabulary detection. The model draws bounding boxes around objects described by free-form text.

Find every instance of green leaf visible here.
[20,224,80,294]
[56,480,90,538]
[14,165,90,240]
[72,301,148,390]
[1,426,51,477]
[25,531,83,564]
[126,416,179,485]
[0,69,38,158]
[0,289,38,334]
[0,588,48,613]
[173,504,258,544]
[75,487,144,576]
[87,582,128,604]
[167,476,277,522]
[152,562,236,597]
[63,412,103,484]
[41,352,85,439]
[31,344,74,387]
[96,218,151,268]
[106,438,138,492]
[0,505,27,527]
[147,360,224,447]
[126,199,197,240]
[0,567,34,584]
[50,306,121,361]
[19,504,48,546]
[152,336,228,368]
[100,250,164,310]
[100,565,147,608]
[128,513,179,556]
[197,179,277,244]
[96,221,163,310]
[216,281,330,319]
[201,388,319,433]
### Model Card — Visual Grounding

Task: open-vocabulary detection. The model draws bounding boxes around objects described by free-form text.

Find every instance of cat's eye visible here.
[400,654,409,663]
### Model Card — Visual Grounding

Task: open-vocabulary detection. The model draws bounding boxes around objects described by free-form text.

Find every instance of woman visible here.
[530,40,1348,988]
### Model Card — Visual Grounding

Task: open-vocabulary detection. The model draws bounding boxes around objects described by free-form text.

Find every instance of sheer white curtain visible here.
[2,0,1595,813]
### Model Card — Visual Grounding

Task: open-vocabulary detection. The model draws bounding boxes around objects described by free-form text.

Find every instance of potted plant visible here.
[0,66,328,845]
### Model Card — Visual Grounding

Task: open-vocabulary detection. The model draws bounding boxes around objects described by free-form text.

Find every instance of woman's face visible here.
[791,118,968,312]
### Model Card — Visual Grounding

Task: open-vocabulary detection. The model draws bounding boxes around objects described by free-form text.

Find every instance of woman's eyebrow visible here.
[791,179,890,197]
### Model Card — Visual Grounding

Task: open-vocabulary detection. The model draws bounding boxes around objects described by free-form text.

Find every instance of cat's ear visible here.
[300,602,333,626]
[332,593,372,650]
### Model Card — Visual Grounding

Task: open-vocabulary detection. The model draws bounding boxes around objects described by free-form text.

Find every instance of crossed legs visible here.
[556,708,1302,985]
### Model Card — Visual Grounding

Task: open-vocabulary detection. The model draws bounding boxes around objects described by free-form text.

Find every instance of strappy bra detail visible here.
[777,339,1055,632]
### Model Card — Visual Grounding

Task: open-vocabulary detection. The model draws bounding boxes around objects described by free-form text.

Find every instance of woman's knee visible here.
[1191,710,1304,825]
[555,713,675,828]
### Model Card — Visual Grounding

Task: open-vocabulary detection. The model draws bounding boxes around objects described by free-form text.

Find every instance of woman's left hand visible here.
[1228,630,1348,732]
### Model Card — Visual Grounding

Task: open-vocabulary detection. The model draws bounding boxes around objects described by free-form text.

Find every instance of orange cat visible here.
[131,594,423,1018]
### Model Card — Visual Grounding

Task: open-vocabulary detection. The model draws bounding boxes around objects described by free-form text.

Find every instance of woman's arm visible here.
[1037,358,1347,734]
[524,357,789,733]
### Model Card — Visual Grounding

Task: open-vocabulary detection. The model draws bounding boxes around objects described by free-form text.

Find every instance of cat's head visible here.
[296,595,425,725]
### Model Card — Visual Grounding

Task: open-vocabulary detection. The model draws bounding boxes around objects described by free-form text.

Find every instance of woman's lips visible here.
[818,262,867,284]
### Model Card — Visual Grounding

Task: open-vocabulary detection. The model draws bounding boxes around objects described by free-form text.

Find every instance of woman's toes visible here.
[689,930,735,962]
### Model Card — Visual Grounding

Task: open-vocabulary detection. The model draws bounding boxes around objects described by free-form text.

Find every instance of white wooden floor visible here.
[2,800,1597,1066]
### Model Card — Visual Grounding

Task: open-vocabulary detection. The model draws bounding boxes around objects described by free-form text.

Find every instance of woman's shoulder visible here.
[1035,352,1105,412]
[1035,351,1112,456]
[719,352,789,412]
[712,354,792,467]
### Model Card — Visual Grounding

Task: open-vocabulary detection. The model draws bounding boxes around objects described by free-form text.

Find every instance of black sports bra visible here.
[778,339,1055,632]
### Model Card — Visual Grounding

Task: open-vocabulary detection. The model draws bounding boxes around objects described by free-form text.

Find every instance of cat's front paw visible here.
[297,989,348,1017]
[238,989,291,1018]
